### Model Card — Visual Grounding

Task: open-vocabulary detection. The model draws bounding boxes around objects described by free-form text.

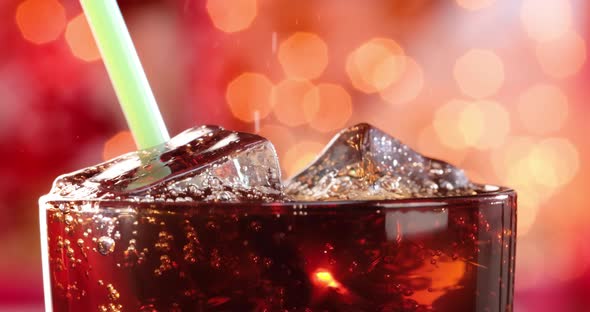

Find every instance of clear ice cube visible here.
[285,123,475,200]
[47,125,283,202]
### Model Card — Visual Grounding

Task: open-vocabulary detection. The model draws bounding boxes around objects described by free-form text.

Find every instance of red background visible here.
[1,0,589,310]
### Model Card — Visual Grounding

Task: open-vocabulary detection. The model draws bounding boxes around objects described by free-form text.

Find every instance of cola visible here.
[40,124,516,311]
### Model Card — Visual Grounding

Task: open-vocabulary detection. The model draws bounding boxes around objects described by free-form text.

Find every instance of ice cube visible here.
[47,125,283,202]
[285,123,475,200]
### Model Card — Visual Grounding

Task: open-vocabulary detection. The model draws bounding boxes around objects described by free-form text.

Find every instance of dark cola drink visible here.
[40,124,516,311]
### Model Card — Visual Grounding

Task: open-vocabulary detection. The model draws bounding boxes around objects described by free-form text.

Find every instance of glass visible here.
[40,187,516,311]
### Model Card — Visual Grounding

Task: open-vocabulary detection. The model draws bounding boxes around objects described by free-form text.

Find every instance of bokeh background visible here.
[0,0,589,310]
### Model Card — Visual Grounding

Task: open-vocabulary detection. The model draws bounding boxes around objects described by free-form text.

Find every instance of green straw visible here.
[80,0,170,149]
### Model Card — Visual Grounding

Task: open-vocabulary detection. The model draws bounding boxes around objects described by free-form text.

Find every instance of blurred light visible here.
[417,125,467,165]
[455,0,495,11]
[314,270,339,288]
[206,0,257,33]
[434,99,509,150]
[346,38,405,93]
[517,84,568,134]
[458,103,485,147]
[278,32,329,80]
[521,0,572,42]
[470,100,510,150]
[303,83,353,133]
[528,138,579,189]
[491,135,578,235]
[65,14,101,62]
[284,141,324,177]
[434,99,471,150]
[271,79,315,126]
[102,131,135,161]
[379,56,424,106]
[492,136,536,186]
[15,0,66,44]
[453,49,504,99]
[513,186,542,235]
[535,31,587,79]
[226,72,274,122]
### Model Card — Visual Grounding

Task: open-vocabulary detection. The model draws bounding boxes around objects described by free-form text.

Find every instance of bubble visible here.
[97,236,115,255]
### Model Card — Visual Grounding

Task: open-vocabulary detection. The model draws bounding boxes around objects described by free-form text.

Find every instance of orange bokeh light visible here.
[271,79,315,126]
[15,0,66,44]
[303,83,353,133]
[65,14,101,62]
[206,0,258,33]
[278,32,329,80]
[102,131,136,161]
[379,56,424,106]
[284,141,325,178]
[455,0,495,11]
[535,31,587,79]
[226,72,274,123]
[517,84,568,135]
[453,49,504,99]
[346,38,406,93]
[521,0,572,42]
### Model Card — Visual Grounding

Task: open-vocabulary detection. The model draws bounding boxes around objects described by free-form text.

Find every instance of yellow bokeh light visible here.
[453,49,504,99]
[226,72,274,122]
[346,38,406,93]
[535,31,587,79]
[514,186,542,235]
[458,103,485,147]
[472,100,510,150]
[491,136,579,235]
[521,0,572,42]
[65,14,101,62]
[206,0,257,33]
[517,84,568,135]
[379,56,424,106]
[278,32,329,80]
[417,126,467,166]
[528,138,579,189]
[434,99,509,150]
[15,0,66,44]
[455,0,495,11]
[271,79,315,126]
[284,141,325,178]
[434,99,471,150]
[303,83,353,133]
[103,131,135,161]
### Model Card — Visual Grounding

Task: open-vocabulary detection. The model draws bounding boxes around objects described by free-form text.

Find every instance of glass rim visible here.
[40,185,515,212]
